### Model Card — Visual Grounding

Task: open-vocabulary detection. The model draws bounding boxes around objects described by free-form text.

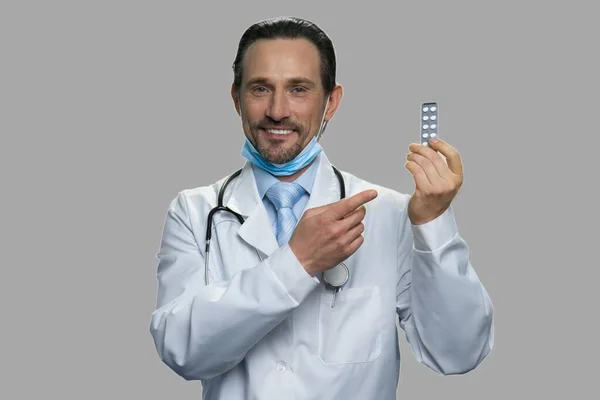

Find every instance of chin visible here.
[251,130,308,163]
[260,145,301,164]
[262,151,295,164]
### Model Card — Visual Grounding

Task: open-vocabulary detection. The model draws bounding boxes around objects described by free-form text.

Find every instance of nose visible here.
[265,92,291,122]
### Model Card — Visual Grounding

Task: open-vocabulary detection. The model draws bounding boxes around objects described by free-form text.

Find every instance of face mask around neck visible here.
[240,97,330,176]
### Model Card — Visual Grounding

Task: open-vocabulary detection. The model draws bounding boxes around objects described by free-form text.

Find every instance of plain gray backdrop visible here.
[2,0,598,399]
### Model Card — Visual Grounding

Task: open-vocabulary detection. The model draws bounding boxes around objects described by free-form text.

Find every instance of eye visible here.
[252,86,268,94]
[292,86,307,93]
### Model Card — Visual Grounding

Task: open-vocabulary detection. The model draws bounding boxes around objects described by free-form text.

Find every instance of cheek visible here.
[242,107,263,124]
[293,103,320,123]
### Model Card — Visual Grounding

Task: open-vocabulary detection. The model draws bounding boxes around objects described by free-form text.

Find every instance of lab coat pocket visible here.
[318,286,382,365]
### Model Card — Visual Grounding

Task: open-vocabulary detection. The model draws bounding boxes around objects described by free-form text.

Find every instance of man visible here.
[150,16,494,400]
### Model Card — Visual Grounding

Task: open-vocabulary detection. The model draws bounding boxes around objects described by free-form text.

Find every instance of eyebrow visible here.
[245,77,317,88]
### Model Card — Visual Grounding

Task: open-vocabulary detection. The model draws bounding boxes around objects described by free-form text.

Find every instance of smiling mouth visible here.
[260,128,296,137]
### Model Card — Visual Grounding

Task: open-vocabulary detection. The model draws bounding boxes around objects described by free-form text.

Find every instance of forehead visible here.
[241,38,321,84]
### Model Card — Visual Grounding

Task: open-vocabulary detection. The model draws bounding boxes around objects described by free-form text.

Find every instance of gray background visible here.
[2,0,598,399]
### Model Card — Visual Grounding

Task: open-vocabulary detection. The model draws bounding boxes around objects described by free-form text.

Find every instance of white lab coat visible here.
[149,151,494,400]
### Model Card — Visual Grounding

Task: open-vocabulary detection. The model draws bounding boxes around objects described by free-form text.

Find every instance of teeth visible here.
[267,129,293,135]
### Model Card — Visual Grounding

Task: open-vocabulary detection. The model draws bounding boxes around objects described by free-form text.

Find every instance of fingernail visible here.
[429,137,439,143]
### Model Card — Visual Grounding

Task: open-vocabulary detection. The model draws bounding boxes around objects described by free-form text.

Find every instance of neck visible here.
[276,159,315,182]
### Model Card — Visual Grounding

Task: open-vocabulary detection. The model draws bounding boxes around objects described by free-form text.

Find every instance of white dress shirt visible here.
[149,151,494,399]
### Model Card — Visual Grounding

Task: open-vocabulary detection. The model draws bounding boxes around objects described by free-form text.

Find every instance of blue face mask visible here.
[241,97,330,176]
[241,135,323,176]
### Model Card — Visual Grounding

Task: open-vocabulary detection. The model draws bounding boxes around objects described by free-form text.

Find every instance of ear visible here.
[231,84,241,116]
[324,83,344,121]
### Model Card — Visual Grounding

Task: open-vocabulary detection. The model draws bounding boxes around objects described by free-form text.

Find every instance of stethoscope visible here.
[204,164,350,300]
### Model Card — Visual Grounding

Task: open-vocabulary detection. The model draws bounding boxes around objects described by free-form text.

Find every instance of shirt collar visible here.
[252,152,322,200]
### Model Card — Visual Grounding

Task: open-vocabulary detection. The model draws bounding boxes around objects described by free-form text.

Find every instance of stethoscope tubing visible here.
[204,165,345,287]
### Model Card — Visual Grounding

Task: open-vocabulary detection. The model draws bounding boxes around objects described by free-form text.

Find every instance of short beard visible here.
[256,138,304,164]
[249,119,309,164]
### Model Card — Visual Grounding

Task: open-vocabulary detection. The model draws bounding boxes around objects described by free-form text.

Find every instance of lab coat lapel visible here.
[225,161,279,258]
[224,152,340,258]
[302,152,341,215]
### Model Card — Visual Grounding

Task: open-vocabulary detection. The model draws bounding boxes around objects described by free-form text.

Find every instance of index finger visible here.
[328,189,378,220]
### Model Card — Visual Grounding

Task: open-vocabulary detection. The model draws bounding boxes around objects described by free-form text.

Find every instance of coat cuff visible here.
[410,206,459,252]
[266,244,320,304]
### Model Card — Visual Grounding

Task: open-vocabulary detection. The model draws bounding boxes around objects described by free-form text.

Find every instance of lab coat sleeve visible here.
[395,193,494,375]
[149,192,319,381]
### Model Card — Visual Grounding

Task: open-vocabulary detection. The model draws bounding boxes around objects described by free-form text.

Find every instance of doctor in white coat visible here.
[150,16,494,400]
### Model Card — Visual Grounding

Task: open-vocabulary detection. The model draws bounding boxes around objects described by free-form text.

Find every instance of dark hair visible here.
[232,16,336,96]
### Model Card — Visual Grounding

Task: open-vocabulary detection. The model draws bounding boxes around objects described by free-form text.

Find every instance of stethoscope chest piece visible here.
[323,262,349,288]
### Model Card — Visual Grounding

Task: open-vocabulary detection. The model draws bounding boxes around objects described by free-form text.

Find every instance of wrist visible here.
[289,244,317,276]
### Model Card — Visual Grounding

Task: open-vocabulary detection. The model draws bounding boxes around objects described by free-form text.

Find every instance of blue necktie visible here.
[265,181,306,247]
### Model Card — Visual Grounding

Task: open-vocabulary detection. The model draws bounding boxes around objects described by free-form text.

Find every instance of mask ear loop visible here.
[237,92,256,148]
[316,96,331,142]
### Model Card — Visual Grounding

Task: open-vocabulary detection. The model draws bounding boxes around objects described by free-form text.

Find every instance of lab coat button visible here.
[277,362,287,372]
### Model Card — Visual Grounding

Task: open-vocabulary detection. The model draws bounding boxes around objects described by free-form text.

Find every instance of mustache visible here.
[251,118,304,132]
